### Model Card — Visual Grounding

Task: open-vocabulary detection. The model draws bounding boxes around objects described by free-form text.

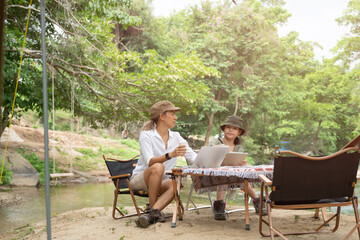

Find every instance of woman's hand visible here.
[170,145,187,158]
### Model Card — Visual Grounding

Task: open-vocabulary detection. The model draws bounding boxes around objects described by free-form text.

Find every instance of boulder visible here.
[1,150,39,186]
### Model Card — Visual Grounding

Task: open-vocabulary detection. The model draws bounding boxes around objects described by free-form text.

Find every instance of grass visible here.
[119,139,140,150]
[74,140,140,171]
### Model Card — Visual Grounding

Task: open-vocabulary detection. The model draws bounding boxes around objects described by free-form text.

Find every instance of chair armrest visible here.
[103,155,140,162]
[259,174,272,185]
[279,147,359,161]
[108,173,131,179]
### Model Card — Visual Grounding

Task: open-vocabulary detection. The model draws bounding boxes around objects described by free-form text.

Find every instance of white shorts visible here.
[130,171,172,192]
[130,171,148,191]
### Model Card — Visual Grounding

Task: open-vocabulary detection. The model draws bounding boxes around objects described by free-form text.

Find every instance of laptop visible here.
[221,152,248,166]
[192,145,230,168]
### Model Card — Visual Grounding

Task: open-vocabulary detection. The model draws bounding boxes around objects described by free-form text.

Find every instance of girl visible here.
[209,115,267,220]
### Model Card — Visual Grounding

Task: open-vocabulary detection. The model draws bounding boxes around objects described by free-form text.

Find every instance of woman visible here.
[209,115,267,220]
[130,100,197,228]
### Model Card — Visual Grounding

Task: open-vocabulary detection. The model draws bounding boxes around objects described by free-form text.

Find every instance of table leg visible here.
[177,176,183,220]
[171,175,180,228]
[244,180,250,230]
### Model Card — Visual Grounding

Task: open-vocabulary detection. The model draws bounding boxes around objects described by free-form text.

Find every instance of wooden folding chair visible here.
[258,146,360,239]
[103,155,148,219]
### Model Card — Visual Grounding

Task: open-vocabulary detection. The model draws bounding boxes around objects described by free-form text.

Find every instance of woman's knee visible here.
[150,163,165,175]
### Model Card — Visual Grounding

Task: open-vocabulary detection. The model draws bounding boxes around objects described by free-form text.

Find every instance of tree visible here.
[3,0,218,136]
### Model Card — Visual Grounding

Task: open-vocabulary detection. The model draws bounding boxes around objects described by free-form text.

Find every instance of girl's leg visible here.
[217,186,226,200]
[247,185,259,199]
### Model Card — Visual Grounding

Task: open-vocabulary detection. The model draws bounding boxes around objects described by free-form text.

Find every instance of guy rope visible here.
[0,0,33,184]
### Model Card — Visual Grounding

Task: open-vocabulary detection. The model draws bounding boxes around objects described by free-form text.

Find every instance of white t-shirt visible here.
[132,129,196,176]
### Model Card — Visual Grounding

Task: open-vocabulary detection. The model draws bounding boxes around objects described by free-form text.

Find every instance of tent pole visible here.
[40,0,51,239]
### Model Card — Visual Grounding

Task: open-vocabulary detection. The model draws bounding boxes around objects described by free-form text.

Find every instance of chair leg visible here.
[186,183,195,210]
[126,178,141,217]
[344,197,360,239]
[355,197,360,238]
[208,191,213,210]
[314,208,320,219]
[266,201,276,240]
[112,189,120,219]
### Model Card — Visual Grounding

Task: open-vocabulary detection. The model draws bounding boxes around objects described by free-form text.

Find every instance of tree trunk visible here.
[233,94,238,115]
[204,112,215,146]
[204,89,222,145]
[244,112,251,137]
[0,1,6,137]
[312,119,322,153]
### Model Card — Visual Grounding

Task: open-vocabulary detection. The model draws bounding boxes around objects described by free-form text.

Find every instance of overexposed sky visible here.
[151,0,351,60]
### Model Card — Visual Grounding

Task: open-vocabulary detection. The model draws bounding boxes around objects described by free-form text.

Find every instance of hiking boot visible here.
[135,213,151,228]
[253,197,267,216]
[150,208,166,223]
[213,200,227,220]
[145,204,153,213]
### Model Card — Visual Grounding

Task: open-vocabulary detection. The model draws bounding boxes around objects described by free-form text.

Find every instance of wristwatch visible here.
[165,153,171,160]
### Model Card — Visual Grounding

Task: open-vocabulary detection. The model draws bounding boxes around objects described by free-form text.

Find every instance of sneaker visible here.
[213,200,227,220]
[253,197,268,216]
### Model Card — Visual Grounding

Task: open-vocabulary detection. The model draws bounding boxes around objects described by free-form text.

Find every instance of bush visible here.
[242,137,273,165]
[1,165,13,185]
[16,148,57,184]
[60,123,71,131]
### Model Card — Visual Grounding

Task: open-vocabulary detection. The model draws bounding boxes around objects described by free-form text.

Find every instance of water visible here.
[1,178,359,235]
[0,182,146,235]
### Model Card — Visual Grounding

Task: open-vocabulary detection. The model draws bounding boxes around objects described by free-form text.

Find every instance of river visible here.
[1,179,359,235]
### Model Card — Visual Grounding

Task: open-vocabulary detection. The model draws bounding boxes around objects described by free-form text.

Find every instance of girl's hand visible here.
[239,160,247,166]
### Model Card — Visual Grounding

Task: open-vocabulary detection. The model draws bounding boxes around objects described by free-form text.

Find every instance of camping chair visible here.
[258,146,360,240]
[103,155,148,220]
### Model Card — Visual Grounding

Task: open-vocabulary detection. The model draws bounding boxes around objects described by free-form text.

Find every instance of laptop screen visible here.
[192,146,229,168]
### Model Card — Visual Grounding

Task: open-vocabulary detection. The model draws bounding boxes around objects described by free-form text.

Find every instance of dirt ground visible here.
[0,205,359,240]
[1,125,124,169]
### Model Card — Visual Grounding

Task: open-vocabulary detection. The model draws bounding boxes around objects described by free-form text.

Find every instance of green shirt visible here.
[208,137,243,152]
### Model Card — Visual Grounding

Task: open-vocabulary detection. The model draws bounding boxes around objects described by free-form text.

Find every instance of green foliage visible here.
[119,138,140,150]
[60,123,71,132]
[16,149,58,184]
[4,0,360,159]
[1,165,13,185]
[242,137,272,165]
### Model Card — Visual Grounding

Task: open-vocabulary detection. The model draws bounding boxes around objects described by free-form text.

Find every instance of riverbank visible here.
[1,205,359,240]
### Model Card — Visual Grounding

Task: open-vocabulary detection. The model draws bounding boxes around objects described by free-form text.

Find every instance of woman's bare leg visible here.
[152,180,174,211]
[143,163,165,207]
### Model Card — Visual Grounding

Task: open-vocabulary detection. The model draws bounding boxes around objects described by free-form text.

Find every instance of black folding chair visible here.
[103,155,148,219]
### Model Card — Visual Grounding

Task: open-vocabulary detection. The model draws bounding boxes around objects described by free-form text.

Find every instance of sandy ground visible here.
[1,204,359,240]
[1,125,359,239]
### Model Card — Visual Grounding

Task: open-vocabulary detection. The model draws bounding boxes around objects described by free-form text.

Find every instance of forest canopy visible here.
[2,0,360,163]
